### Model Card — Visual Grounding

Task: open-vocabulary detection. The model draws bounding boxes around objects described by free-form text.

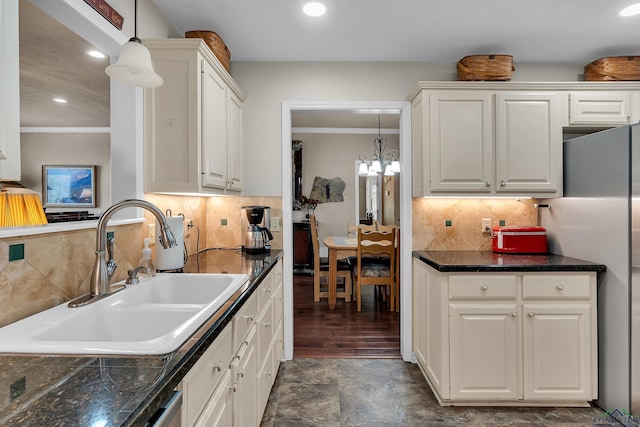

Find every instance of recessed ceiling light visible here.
[86,50,106,59]
[620,3,640,16]
[303,2,326,17]
[52,98,68,104]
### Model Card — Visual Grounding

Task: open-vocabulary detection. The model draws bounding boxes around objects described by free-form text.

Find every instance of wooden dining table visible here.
[322,235,357,309]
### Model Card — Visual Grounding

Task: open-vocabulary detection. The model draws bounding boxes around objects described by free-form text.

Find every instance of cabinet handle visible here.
[485,181,491,187]
[500,180,506,187]
[266,371,272,377]
[264,322,272,328]
[557,284,564,291]
[231,355,241,364]
[209,361,223,372]
[528,312,534,317]
[230,384,237,393]
[511,312,517,318]
[239,368,245,378]
[265,288,272,294]
[481,285,488,291]
[244,314,255,322]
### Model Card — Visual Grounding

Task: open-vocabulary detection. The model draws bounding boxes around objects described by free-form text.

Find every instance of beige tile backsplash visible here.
[0,195,534,327]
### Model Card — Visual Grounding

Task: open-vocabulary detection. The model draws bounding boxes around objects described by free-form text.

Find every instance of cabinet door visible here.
[522,304,593,400]
[201,58,228,190]
[232,338,258,427]
[569,91,633,125]
[495,92,567,194]
[412,259,428,369]
[429,91,493,193]
[449,304,520,400]
[193,369,233,427]
[226,90,243,192]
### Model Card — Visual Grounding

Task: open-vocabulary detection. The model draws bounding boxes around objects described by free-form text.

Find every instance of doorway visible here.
[280,101,412,362]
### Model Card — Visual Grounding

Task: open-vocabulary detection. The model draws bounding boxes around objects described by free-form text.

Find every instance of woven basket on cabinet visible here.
[456,55,515,81]
[185,30,231,73]
[584,56,640,81]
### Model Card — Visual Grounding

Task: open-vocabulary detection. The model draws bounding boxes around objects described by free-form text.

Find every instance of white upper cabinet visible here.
[429,91,493,193]
[409,83,568,197]
[495,92,567,194]
[569,91,638,126]
[409,82,640,198]
[144,39,245,195]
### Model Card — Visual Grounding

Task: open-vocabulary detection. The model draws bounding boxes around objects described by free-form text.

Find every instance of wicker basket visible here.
[584,56,640,81]
[457,55,515,81]
[185,30,231,73]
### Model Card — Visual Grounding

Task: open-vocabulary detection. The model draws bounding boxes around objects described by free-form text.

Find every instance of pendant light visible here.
[357,115,400,175]
[105,0,163,88]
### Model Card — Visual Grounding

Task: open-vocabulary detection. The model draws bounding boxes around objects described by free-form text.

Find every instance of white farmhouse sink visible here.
[0,273,249,356]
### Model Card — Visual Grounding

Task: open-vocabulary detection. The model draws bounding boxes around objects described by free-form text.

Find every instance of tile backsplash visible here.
[0,195,534,327]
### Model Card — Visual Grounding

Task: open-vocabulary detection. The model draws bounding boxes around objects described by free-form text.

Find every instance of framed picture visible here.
[42,165,97,208]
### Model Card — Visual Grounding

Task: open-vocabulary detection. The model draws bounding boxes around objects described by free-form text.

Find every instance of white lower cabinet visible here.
[179,258,284,426]
[413,258,597,406]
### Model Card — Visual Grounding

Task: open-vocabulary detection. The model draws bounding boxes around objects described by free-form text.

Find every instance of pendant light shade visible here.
[358,162,369,176]
[105,37,163,88]
[105,0,163,88]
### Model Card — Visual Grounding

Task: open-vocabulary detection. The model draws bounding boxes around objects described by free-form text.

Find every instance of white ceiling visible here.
[153,0,640,63]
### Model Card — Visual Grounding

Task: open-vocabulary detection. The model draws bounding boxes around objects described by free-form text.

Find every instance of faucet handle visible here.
[125,267,148,285]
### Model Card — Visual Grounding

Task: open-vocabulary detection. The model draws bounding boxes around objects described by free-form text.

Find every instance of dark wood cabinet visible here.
[293,221,313,274]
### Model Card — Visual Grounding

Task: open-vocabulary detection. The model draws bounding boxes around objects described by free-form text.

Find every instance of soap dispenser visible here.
[138,237,156,277]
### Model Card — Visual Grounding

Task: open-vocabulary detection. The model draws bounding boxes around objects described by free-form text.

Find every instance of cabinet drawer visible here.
[233,291,259,348]
[257,298,274,363]
[522,274,591,299]
[258,272,273,309]
[449,275,517,300]
[181,322,233,427]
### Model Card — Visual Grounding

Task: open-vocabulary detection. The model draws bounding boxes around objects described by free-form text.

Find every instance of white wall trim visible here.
[281,100,412,362]
[292,126,400,135]
[20,127,111,134]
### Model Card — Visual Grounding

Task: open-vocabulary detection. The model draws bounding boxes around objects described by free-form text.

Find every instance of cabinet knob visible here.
[264,322,272,328]
[528,312,534,317]
[485,181,491,187]
[244,314,255,322]
[481,285,488,291]
[239,368,245,378]
[511,312,517,318]
[557,284,564,291]
[265,288,272,294]
[209,361,223,372]
[500,180,506,187]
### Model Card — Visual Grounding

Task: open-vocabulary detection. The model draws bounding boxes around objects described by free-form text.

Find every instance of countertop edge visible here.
[412,250,606,273]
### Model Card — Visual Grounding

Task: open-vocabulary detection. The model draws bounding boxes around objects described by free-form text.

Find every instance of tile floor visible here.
[260,359,612,427]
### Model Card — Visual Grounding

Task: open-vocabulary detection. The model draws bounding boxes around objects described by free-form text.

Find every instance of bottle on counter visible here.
[137,237,156,277]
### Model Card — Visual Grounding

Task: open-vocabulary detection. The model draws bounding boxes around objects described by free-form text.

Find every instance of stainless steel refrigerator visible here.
[540,123,640,419]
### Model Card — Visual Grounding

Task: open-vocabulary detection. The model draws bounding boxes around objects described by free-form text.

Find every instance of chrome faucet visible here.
[68,199,177,307]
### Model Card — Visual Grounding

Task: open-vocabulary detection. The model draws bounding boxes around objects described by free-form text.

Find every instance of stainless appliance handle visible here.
[147,390,182,427]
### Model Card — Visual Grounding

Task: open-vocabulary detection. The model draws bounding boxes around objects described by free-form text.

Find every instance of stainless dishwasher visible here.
[145,390,182,427]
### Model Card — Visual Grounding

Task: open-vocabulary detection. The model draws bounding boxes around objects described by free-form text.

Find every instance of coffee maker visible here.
[241,206,273,254]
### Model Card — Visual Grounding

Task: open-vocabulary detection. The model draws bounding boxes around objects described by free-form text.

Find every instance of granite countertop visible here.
[0,249,282,427]
[413,250,606,273]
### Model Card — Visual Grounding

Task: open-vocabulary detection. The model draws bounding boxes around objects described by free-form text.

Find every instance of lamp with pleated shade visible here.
[0,182,47,227]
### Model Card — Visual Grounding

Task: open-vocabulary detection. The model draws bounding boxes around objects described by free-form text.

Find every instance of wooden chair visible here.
[353,228,396,312]
[375,224,400,311]
[310,215,352,302]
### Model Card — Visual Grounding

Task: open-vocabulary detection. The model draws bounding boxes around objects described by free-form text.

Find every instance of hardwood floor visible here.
[293,273,401,359]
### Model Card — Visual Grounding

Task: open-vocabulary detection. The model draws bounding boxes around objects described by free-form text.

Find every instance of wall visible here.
[292,132,399,240]
[233,61,585,196]
[412,198,538,251]
[20,132,110,214]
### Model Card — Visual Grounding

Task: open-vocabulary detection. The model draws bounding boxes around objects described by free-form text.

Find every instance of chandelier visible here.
[358,115,400,177]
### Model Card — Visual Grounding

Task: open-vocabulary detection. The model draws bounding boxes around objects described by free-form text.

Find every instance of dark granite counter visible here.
[0,249,282,427]
[413,250,606,273]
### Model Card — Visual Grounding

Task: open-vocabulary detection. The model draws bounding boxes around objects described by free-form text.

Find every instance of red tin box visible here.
[492,226,547,254]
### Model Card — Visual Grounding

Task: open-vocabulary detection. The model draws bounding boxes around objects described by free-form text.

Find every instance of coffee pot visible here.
[241,206,273,253]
